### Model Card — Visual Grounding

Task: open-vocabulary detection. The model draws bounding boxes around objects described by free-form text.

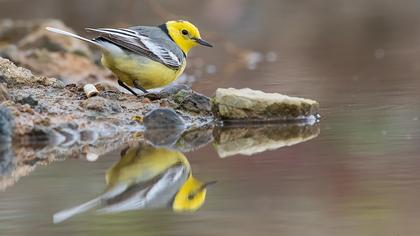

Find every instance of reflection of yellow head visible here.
[173,175,207,212]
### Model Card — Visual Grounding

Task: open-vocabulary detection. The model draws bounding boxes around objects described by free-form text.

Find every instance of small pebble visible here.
[86,152,99,162]
[83,84,99,98]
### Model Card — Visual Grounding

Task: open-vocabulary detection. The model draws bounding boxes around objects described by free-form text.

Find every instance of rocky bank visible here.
[0,19,320,191]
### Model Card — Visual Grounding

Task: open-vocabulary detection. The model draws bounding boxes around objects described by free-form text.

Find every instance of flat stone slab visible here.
[211,88,319,121]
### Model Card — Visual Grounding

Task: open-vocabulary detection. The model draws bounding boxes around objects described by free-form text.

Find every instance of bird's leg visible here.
[133,80,149,94]
[117,80,138,96]
[132,80,162,100]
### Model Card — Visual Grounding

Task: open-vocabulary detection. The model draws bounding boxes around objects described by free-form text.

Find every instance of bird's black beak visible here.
[200,180,217,191]
[188,181,217,199]
[194,38,213,47]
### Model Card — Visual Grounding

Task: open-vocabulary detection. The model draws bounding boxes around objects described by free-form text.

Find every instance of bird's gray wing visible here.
[98,164,189,213]
[86,27,182,69]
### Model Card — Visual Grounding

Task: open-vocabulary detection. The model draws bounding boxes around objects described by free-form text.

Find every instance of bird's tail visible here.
[53,197,101,224]
[46,27,102,47]
[52,184,129,224]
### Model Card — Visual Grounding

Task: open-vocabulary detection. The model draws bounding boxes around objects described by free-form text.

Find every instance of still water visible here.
[1,0,420,235]
[0,93,419,236]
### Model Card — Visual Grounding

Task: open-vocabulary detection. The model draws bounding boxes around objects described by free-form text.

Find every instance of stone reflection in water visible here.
[145,125,214,152]
[0,142,14,177]
[213,122,320,158]
[174,125,214,152]
[53,142,215,223]
[144,128,185,147]
[0,142,16,191]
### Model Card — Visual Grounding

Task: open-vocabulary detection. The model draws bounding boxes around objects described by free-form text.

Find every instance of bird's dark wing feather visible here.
[87,28,182,70]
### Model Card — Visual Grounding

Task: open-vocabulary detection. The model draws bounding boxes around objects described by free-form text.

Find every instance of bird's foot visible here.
[138,92,162,101]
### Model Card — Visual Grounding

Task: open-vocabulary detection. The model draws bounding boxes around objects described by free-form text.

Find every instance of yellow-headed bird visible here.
[46,20,213,96]
[53,143,215,223]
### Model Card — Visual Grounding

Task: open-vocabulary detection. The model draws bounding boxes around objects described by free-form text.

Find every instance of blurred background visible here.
[1,0,417,144]
[1,1,420,236]
[1,0,420,100]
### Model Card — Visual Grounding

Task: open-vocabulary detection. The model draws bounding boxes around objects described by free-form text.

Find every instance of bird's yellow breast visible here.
[105,146,190,188]
[101,52,186,89]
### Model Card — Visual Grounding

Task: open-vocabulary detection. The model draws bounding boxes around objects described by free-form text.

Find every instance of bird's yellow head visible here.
[172,175,216,212]
[165,20,213,55]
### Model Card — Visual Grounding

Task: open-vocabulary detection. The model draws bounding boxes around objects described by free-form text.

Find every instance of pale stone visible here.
[211,88,319,120]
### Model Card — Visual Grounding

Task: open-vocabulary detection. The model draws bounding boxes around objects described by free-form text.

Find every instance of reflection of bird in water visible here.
[54,143,215,223]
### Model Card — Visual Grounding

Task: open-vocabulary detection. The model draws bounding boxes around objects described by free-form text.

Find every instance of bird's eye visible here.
[181,29,189,35]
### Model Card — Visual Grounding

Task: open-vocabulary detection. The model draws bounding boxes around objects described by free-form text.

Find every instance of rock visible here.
[1,48,112,84]
[0,83,10,101]
[0,105,14,142]
[17,104,34,114]
[80,96,122,114]
[16,95,38,107]
[160,84,191,97]
[213,122,320,158]
[33,117,51,126]
[172,89,211,114]
[140,84,191,101]
[211,88,319,121]
[0,19,112,85]
[0,57,64,88]
[0,57,37,85]
[143,108,186,129]
[0,19,91,56]
[140,85,211,115]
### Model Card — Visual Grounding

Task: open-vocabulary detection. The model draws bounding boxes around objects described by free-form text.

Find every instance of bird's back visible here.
[129,26,185,63]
